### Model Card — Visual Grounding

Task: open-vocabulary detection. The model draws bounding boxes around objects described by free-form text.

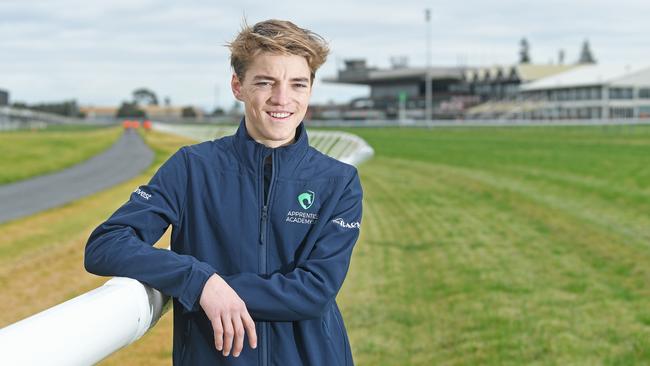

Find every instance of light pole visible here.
[425,8,432,122]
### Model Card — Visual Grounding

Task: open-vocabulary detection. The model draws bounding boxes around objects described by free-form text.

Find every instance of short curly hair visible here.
[227,19,330,83]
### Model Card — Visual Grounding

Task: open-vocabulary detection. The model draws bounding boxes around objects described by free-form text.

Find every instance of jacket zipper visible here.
[259,149,277,366]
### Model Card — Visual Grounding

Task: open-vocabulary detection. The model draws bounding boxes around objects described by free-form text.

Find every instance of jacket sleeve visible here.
[84,147,216,313]
[222,170,363,321]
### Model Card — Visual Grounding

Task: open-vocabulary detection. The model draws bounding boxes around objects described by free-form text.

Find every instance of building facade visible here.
[325,59,650,120]
[0,89,9,106]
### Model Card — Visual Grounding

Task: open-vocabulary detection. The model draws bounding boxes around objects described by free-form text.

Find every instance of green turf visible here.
[2,123,649,364]
[0,125,123,185]
[336,124,650,365]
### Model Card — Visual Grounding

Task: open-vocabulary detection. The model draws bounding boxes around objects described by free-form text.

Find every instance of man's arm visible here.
[84,148,215,313]
[222,171,363,322]
[85,147,256,358]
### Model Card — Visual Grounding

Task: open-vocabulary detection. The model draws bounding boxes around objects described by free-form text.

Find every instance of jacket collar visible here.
[232,117,310,174]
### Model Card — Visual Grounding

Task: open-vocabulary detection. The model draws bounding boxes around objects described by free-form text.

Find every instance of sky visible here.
[2,0,650,111]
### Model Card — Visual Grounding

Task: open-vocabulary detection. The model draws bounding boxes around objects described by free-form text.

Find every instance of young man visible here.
[85,19,363,365]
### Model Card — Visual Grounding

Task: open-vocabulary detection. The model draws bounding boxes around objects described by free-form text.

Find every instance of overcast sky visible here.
[2,0,650,111]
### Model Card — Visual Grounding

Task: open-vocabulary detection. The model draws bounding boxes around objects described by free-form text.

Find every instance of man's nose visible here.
[269,84,290,106]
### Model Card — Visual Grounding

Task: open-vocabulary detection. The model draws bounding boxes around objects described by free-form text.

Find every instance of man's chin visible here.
[260,128,295,144]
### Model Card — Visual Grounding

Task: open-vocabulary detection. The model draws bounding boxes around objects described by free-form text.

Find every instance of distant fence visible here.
[0,123,373,365]
[0,106,91,131]
[305,117,650,128]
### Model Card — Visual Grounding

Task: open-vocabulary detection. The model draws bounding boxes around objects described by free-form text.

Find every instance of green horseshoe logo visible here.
[298,191,315,210]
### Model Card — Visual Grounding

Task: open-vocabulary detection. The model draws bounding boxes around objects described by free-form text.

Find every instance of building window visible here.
[609,88,633,99]
[610,107,633,118]
[567,89,576,101]
[639,106,650,118]
[590,87,602,100]
[639,88,650,99]
[591,107,601,119]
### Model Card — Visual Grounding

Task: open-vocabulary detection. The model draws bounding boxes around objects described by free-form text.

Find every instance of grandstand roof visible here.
[368,66,465,81]
[521,64,650,91]
[514,64,577,82]
[323,66,466,85]
[464,64,577,83]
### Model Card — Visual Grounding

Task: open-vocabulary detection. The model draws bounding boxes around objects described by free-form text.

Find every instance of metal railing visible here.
[0,278,169,365]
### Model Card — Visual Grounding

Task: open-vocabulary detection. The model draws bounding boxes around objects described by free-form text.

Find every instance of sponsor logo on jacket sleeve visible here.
[331,217,360,229]
[133,187,152,200]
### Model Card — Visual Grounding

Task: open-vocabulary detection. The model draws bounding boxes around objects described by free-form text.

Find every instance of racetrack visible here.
[0,129,153,224]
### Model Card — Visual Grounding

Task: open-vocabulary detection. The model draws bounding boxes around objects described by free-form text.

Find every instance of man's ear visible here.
[231,74,244,101]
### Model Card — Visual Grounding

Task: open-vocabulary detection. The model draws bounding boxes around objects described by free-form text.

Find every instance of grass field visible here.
[0,125,122,184]
[339,124,650,365]
[1,124,649,365]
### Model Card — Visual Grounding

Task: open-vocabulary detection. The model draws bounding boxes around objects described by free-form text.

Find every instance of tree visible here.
[519,38,531,64]
[182,106,197,119]
[578,39,596,64]
[211,107,225,116]
[116,101,146,118]
[132,88,158,106]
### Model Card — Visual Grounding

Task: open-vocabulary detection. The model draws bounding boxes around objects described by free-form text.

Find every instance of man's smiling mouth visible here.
[267,111,293,119]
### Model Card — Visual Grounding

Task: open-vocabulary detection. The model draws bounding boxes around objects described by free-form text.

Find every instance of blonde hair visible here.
[227,19,330,83]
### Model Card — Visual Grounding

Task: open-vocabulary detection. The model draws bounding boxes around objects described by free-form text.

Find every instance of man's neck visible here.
[244,122,298,148]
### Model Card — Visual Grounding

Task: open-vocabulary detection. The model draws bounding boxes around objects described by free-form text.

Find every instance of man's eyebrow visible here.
[251,75,310,82]
[252,75,275,80]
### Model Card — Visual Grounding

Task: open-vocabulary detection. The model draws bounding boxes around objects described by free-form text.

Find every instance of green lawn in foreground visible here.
[336,124,650,365]
[0,125,123,184]
[2,124,649,365]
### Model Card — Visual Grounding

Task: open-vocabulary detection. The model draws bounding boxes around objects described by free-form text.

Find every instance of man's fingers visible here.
[232,316,245,357]
[212,317,224,351]
[242,310,258,349]
[221,313,234,356]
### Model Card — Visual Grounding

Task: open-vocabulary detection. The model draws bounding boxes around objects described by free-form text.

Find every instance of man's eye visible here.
[294,84,308,88]
[255,82,272,87]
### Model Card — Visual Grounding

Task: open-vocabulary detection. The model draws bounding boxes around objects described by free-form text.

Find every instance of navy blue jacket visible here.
[84,120,363,365]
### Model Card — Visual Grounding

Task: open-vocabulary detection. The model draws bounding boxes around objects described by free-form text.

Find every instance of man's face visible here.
[231,52,312,148]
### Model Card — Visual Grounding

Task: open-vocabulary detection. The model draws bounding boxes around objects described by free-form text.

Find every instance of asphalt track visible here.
[0,129,154,224]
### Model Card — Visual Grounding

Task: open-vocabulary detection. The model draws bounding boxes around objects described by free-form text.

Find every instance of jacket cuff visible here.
[179,261,216,313]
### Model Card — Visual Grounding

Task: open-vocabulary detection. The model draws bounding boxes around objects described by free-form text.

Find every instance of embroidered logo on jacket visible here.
[297,191,315,210]
[286,211,319,225]
[332,217,360,229]
[133,187,151,200]
[286,190,319,225]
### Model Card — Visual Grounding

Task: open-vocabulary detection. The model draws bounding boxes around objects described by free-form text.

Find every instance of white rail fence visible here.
[0,106,89,131]
[0,124,373,365]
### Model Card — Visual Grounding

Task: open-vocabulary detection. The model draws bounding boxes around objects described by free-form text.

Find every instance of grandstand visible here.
[466,64,650,120]
[464,64,577,100]
[324,59,578,120]
[325,58,650,121]
[322,59,476,119]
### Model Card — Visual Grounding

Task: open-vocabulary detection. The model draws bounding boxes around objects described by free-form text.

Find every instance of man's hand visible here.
[199,274,257,357]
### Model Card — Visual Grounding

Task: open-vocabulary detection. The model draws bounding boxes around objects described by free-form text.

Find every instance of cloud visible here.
[1,0,649,108]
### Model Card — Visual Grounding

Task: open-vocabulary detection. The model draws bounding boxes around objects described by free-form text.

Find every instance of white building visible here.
[515,64,650,119]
